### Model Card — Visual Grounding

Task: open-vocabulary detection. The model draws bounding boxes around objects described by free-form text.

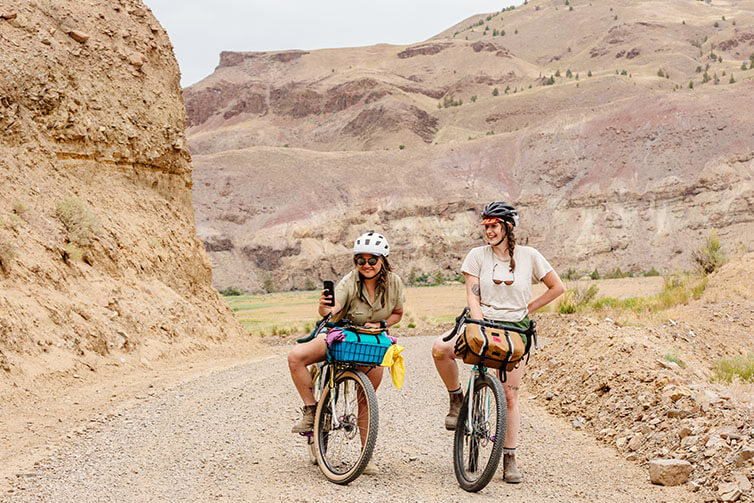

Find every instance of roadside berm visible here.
[526,254,754,502]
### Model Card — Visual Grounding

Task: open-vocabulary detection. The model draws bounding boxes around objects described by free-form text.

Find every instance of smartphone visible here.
[323,280,335,307]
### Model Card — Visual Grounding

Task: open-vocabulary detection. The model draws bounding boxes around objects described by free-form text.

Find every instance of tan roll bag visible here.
[453,323,526,371]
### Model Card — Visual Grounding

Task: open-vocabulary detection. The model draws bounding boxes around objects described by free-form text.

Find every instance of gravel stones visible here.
[735,448,754,467]
[718,482,742,502]
[67,30,90,43]
[648,459,694,486]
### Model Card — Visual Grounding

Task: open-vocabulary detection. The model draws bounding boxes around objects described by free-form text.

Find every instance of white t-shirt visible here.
[461,245,553,322]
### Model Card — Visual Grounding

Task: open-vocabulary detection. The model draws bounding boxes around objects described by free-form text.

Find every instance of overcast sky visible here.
[143,1,518,88]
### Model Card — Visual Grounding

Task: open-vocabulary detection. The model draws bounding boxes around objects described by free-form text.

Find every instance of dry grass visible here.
[2,213,25,231]
[557,273,708,324]
[12,200,30,221]
[713,352,754,383]
[55,197,100,247]
[0,235,17,273]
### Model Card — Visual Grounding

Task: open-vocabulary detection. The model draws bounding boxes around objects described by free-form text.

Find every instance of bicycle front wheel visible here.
[314,369,378,484]
[453,372,506,492]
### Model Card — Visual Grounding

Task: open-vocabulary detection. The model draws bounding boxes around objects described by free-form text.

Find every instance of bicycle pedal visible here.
[299,431,314,437]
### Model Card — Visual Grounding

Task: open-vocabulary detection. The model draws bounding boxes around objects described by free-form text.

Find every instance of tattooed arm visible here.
[464,273,485,320]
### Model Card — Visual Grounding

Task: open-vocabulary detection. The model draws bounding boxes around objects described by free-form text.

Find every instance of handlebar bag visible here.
[454,323,527,371]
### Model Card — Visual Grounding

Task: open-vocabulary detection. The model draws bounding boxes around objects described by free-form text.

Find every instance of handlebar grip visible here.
[296,333,316,344]
[442,307,470,341]
[296,314,333,344]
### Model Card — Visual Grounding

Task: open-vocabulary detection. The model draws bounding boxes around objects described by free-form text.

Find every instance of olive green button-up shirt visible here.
[334,271,405,325]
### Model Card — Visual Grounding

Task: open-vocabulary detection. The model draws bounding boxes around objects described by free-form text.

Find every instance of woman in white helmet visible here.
[287,231,404,471]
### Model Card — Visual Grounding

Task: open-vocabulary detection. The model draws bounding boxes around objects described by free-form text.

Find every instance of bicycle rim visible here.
[453,373,506,492]
[314,369,378,484]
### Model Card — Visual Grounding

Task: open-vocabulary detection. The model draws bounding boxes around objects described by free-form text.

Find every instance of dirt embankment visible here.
[526,255,754,502]
[0,0,257,408]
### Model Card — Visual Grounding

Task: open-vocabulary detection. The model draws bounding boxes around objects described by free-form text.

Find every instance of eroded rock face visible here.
[0,0,246,377]
[185,0,754,292]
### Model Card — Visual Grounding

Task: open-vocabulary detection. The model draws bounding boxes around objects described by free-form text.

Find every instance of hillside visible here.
[184,0,754,293]
[0,1,249,396]
[527,253,754,501]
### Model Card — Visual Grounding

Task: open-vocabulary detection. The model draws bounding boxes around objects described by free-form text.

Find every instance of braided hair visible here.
[505,223,516,273]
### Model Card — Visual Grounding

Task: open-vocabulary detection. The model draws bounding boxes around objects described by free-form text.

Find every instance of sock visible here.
[449,386,462,395]
[503,448,516,455]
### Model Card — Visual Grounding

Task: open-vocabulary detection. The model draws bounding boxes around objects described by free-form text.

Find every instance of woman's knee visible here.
[431,337,452,360]
[287,349,304,370]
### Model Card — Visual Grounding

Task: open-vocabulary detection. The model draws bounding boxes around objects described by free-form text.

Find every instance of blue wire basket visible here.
[328,331,392,365]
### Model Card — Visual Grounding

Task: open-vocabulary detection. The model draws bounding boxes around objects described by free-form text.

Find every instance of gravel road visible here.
[2,337,700,502]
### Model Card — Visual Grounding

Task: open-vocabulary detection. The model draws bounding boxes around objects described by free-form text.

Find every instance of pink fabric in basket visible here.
[325,327,396,346]
[325,328,346,346]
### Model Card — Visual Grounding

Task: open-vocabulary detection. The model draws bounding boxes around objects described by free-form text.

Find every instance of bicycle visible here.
[295,314,388,484]
[442,307,537,492]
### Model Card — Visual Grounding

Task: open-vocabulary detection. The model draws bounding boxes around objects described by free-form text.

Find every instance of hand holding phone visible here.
[323,280,335,307]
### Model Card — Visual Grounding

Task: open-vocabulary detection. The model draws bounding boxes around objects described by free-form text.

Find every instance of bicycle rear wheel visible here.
[314,368,378,484]
[453,372,506,492]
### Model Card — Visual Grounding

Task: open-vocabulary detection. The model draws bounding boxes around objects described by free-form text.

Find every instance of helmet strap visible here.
[491,222,509,248]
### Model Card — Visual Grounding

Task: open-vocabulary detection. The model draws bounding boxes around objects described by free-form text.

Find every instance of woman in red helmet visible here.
[431,202,564,483]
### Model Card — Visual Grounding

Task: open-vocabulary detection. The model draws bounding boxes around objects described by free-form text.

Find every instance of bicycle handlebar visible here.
[295,314,389,344]
[442,307,537,342]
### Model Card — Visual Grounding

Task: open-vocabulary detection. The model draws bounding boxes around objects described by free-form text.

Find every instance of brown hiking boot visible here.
[444,391,464,430]
[503,453,522,483]
[291,405,316,433]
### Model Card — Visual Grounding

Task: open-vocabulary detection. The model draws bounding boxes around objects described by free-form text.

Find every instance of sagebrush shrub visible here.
[693,229,727,274]
[0,235,16,273]
[55,197,100,246]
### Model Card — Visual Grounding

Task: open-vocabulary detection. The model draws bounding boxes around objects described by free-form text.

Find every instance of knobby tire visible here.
[453,372,506,492]
[314,369,378,484]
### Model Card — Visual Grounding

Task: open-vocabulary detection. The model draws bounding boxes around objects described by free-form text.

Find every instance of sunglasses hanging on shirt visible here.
[492,262,514,285]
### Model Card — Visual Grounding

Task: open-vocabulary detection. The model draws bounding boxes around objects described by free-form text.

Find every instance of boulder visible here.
[712,425,741,440]
[628,433,644,451]
[128,52,146,68]
[718,482,742,502]
[648,458,694,486]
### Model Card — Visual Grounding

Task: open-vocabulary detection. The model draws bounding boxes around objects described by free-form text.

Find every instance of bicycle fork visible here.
[465,369,476,432]
[464,369,491,439]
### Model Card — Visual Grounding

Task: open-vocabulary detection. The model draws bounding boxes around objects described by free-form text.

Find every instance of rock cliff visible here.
[0,0,247,382]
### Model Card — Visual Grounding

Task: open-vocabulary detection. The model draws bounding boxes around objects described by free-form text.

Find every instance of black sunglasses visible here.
[355,256,379,266]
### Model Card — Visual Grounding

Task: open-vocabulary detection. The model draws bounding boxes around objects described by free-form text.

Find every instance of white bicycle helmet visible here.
[353,231,390,256]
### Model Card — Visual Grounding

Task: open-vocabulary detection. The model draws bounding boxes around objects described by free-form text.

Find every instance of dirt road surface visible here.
[2,337,700,502]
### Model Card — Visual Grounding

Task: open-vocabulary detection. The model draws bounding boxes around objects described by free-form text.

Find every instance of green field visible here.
[224,276,665,337]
